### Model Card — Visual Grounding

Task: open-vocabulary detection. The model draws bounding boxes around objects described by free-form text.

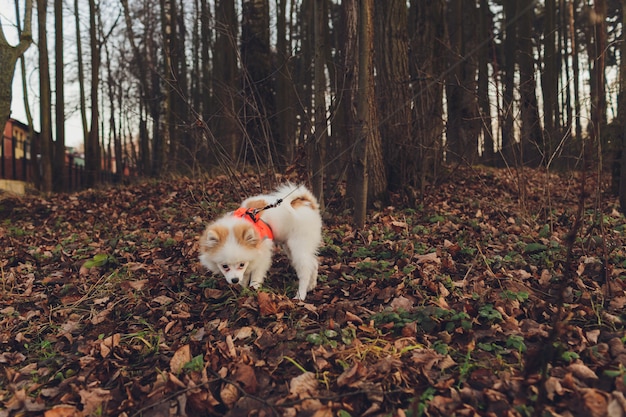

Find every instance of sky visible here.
[2,0,85,148]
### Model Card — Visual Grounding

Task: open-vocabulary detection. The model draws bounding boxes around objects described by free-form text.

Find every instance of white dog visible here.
[199,183,322,301]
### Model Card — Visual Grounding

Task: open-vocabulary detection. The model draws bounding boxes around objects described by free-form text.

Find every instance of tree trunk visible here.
[160,0,189,174]
[542,0,558,158]
[0,0,33,125]
[501,0,518,165]
[311,0,327,207]
[213,0,239,163]
[374,0,406,196]
[37,0,53,192]
[75,0,88,147]
[569,0,582,141]
[619,0,626,212]
[275,0,295,166]
[349,0,373,228]
[409,0,446,197]
[199,0,212,165]
[54,0,66,191]
[120,0,159,176]
[478,0,494,165]
[445,0,480,164]
[589,0,607,145]
[336,0,358,192]
[104,41,121,182]
[13,0,37,188]
[518,0,543,166]
[85,0,101,187]
[241,0,275,168]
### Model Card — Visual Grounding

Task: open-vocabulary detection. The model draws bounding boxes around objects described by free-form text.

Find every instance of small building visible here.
[3,118,31,159]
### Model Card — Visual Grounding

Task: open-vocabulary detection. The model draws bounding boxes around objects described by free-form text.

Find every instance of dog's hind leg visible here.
[289,253,318,300]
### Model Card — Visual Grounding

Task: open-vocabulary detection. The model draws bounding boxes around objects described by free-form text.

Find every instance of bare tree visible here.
[241,0,276,167]
[518,0,543,166]
[478,0,494,165]
[37,0,53,192]
[54,0,66,191]
[500,0,518,165]
[619,0,626,212]
[275,0,295,165]
[374,0,408,195]
[85,0,101,187]
[311,0,327,207]
[348,0,373,228]
[0,0,33,125]
[409,0,446,197]
[15,1,36,188]
[445,0,480,164]
[74,0,88,145]
[213,0,239,164]
[542,0,558,155]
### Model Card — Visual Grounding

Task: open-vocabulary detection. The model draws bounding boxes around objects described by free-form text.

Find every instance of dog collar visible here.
[233,207,274,241]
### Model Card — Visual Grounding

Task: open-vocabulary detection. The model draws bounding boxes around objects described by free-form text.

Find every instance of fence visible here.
[1,134,132,192]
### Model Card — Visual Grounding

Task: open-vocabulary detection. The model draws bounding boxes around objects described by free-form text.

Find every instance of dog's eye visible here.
[221,265,230,271]
[238,263,245,269]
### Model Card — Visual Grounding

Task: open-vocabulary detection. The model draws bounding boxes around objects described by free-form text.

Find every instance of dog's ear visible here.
[201,225,227,249]
[235,223,259,247]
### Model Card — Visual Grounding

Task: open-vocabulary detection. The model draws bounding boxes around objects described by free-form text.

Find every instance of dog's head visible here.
[199,218,261,285]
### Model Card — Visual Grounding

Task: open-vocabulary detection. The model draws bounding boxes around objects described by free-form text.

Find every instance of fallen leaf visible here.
[99,333,120,358]
[220,383,239,408]
[569,362,599,381]
[79,388,111,416]
[258,292,278,316]
[44,405,80,417]
[170,344,192,374]
[581,388,608,417]
[234,363,258,394]
[289,372,318,397]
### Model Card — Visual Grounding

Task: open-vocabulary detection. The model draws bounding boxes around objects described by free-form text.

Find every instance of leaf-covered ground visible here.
[2,166,626,417]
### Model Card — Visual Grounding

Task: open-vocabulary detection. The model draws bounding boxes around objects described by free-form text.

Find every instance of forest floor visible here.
[1,166,626,417]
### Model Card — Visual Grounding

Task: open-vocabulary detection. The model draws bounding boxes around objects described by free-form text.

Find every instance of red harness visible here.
[233,207,274,241]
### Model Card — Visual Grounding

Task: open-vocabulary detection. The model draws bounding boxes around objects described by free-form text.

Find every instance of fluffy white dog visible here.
[199,183,322,300]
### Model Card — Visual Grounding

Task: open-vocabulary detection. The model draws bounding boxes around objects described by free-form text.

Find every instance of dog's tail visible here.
[275,183,320,212]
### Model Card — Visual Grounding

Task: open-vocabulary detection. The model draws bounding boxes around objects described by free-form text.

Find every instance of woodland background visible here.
[4,1,626,416]
[2,0,626,218]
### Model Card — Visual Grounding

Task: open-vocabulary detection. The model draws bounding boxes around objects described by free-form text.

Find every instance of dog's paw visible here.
[293,293,306,301]
[249,280,263,290]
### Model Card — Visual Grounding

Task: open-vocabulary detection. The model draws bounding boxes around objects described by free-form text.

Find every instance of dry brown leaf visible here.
[311,406,334,417]
[220,383,239,408]
[225,334,237,358]
[79,388,112,416]
[289,372,318,397]
[581,388,608,417]
[99,333,120,358]
[233,326,254,341]
[390,296,414,311]
[258,292,278,316]
[568,362,599,381]
[545,377,565,400]
[170,344,191,374]
[44,405,80,417]
[415,252,440,264]
[233,363,258,394]
[90,303,114,325]
[152,295,174,306]
[337,362,367,388]
[586,329,601,344]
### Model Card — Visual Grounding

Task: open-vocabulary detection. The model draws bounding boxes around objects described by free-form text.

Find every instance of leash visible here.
[238,198,283,224]
[251,198,283,216]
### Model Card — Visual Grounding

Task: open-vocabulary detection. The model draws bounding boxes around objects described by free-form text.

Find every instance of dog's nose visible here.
[231,278,239,284]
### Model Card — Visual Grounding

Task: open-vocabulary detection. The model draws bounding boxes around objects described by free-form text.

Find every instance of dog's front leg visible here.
[249,272,265,289]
